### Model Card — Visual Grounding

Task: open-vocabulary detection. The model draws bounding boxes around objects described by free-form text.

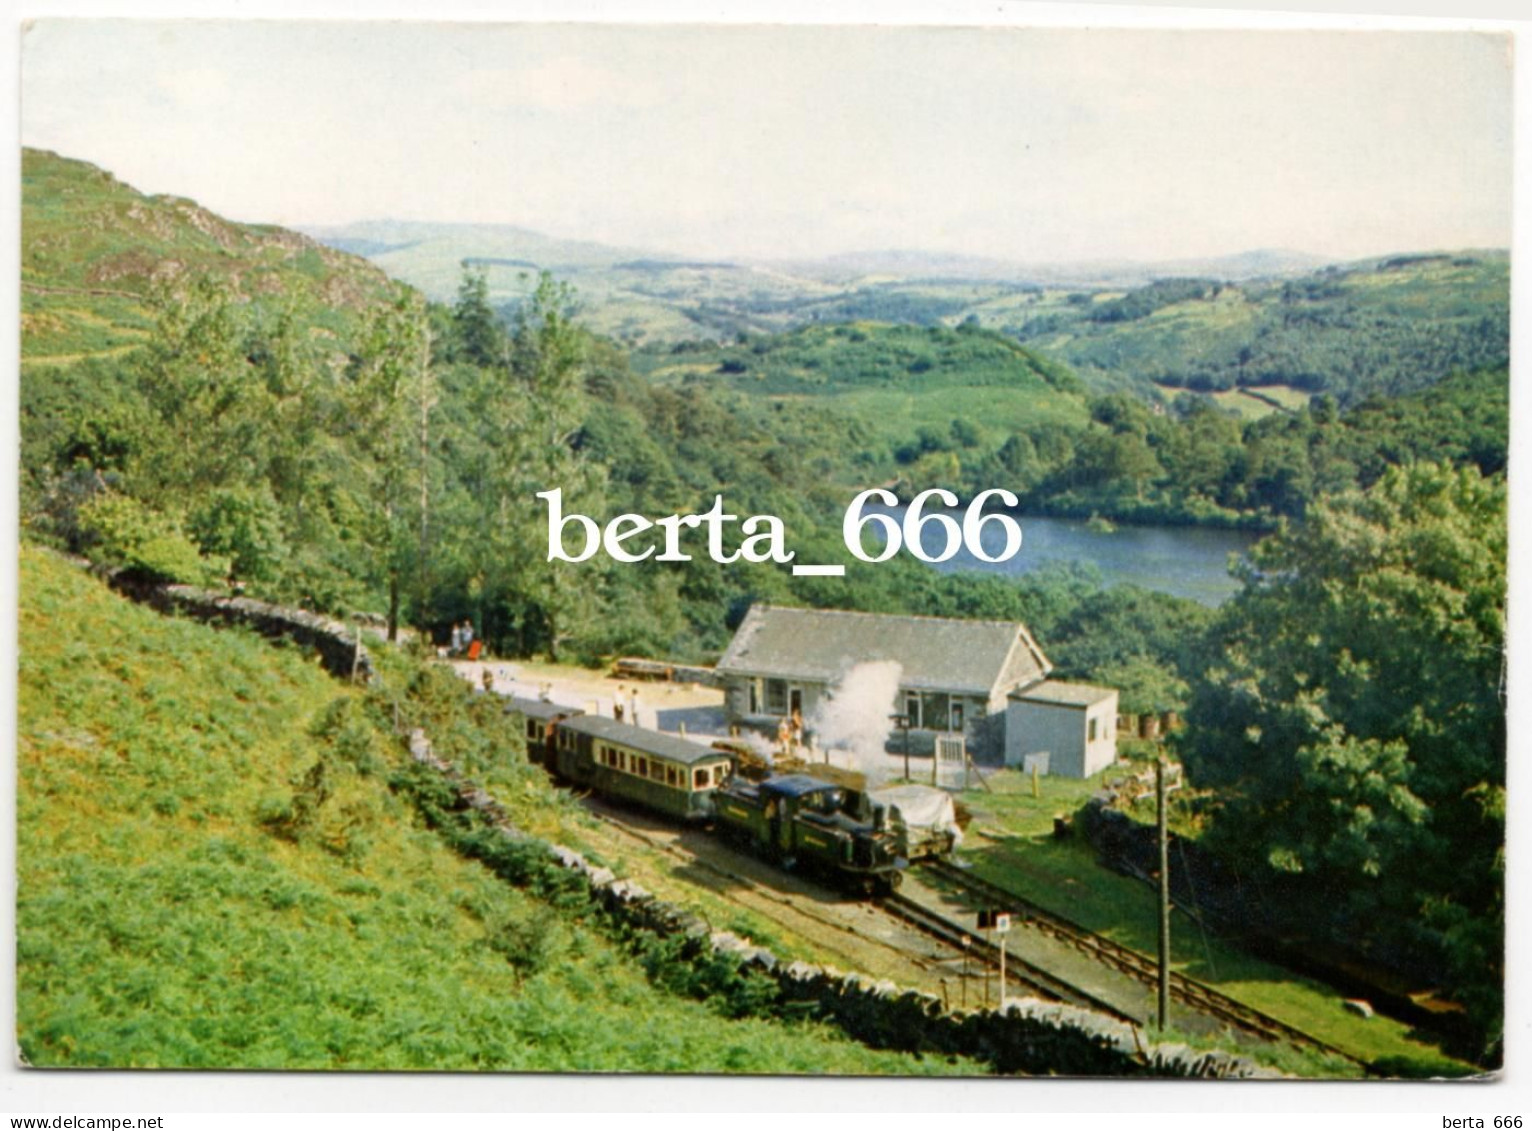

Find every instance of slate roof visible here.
[1010,679,1117,708]
[559,715,728,765]
[715,605,1051,697]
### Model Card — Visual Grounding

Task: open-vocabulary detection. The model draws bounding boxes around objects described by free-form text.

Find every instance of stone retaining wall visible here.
[109,575,374,682]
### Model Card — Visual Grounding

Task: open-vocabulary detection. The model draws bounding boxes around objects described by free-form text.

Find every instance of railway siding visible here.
[916,859,1364,1069]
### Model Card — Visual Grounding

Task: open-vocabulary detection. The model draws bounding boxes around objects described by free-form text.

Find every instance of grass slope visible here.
[634,321,1089,452]
[16,546,972,1074]
[22,148,401,365]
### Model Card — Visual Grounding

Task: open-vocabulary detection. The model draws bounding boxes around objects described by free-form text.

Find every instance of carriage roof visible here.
[558,715,729,766]
[501,695,580,722]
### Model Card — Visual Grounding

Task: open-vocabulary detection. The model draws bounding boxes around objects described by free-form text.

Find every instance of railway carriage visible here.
[552,714,734,823]
[500,694,583,767]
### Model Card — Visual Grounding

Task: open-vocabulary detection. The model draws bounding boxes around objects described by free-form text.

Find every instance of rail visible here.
[918,858,1366,1069]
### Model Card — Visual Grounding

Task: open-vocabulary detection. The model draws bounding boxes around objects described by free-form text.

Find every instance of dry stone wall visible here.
[109,575,374,682]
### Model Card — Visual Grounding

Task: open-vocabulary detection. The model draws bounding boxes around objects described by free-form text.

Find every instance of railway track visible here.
[918,858,1366,1068]
[579,793,1364,1070]
[877,891,1138,1024]
[581,803,948,975]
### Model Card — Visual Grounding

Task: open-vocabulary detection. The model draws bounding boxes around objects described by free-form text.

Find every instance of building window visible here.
[920,692,950,732]
[1089,718,1099,742]
[765,679,788,714]
[904,692,921,729]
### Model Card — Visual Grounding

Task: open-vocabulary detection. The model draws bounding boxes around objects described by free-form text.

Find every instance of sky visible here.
[19,20,1513,263]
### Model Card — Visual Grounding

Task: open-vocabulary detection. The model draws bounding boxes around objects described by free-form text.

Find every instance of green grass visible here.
[956,769,1475,1077]
[633,321,1090,454]
[17,545,977,1074]
[22,147,398,368]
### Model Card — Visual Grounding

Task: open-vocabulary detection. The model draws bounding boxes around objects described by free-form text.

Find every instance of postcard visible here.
[15,13,1511,1090]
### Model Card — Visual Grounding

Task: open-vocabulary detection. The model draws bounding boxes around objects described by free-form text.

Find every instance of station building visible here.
[714,604,1117,777]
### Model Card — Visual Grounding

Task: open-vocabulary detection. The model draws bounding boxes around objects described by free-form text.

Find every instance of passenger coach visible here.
[552,715,734,822]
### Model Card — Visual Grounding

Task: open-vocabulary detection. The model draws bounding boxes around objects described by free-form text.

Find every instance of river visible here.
[865,504,1262,606]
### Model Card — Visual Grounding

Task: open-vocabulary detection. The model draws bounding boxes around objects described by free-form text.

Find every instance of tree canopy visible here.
[1179,462,1505,1052]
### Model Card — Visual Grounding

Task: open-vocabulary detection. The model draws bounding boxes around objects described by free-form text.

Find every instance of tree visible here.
[345,292,432,639]
[506,273,605,659]
[134,276,271,503]
[452,267,504,367]
[1180,462,1505,1051]
[448,272,606,659]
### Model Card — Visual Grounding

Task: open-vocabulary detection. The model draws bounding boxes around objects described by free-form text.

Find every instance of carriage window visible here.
[635,757,647,776]
[526,720,538,740]
[618,751,627,772]
[694,768,709,790]
[650,761,666,782]
[667,767,678,787]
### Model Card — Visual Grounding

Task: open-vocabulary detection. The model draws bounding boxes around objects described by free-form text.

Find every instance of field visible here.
[634,320,1090,454]
[1151,383,1313,420]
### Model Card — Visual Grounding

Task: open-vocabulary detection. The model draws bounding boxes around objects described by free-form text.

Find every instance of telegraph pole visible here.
[1156,757,1170,1030]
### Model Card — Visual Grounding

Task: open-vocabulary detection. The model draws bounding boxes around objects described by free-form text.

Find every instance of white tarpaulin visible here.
[869,784,963,855]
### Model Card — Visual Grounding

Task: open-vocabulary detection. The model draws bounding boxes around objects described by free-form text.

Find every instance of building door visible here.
[951,701,965,732]
[789,688,803,716]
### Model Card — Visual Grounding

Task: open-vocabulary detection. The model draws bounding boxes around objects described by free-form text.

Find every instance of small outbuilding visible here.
[1005,680,1119,779]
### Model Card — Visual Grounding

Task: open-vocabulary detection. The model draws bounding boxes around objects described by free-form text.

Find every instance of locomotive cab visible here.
[713,773,905,894]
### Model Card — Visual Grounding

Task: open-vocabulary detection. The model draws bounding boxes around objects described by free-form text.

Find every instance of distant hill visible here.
[306,216,1505,401]
[1004,251,1509,404]
[785,247,1331,286]
[629,319,1090,460]
[303,218,1338,349]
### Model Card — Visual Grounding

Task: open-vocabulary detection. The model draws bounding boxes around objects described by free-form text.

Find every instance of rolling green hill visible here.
[23,148,403,367]
[1002,253,1509,404]
[306,215,1504,404]
[15,545,974,1074]
[632,320,1089,457]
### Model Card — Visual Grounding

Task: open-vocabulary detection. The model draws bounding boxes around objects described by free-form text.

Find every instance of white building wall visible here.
[1080,694,1120,777]
[1005,691,1119,779]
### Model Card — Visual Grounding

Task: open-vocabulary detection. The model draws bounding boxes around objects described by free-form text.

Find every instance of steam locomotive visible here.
[507,696,905,894]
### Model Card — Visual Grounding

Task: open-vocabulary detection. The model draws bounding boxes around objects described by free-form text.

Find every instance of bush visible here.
[77,491,226,585]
